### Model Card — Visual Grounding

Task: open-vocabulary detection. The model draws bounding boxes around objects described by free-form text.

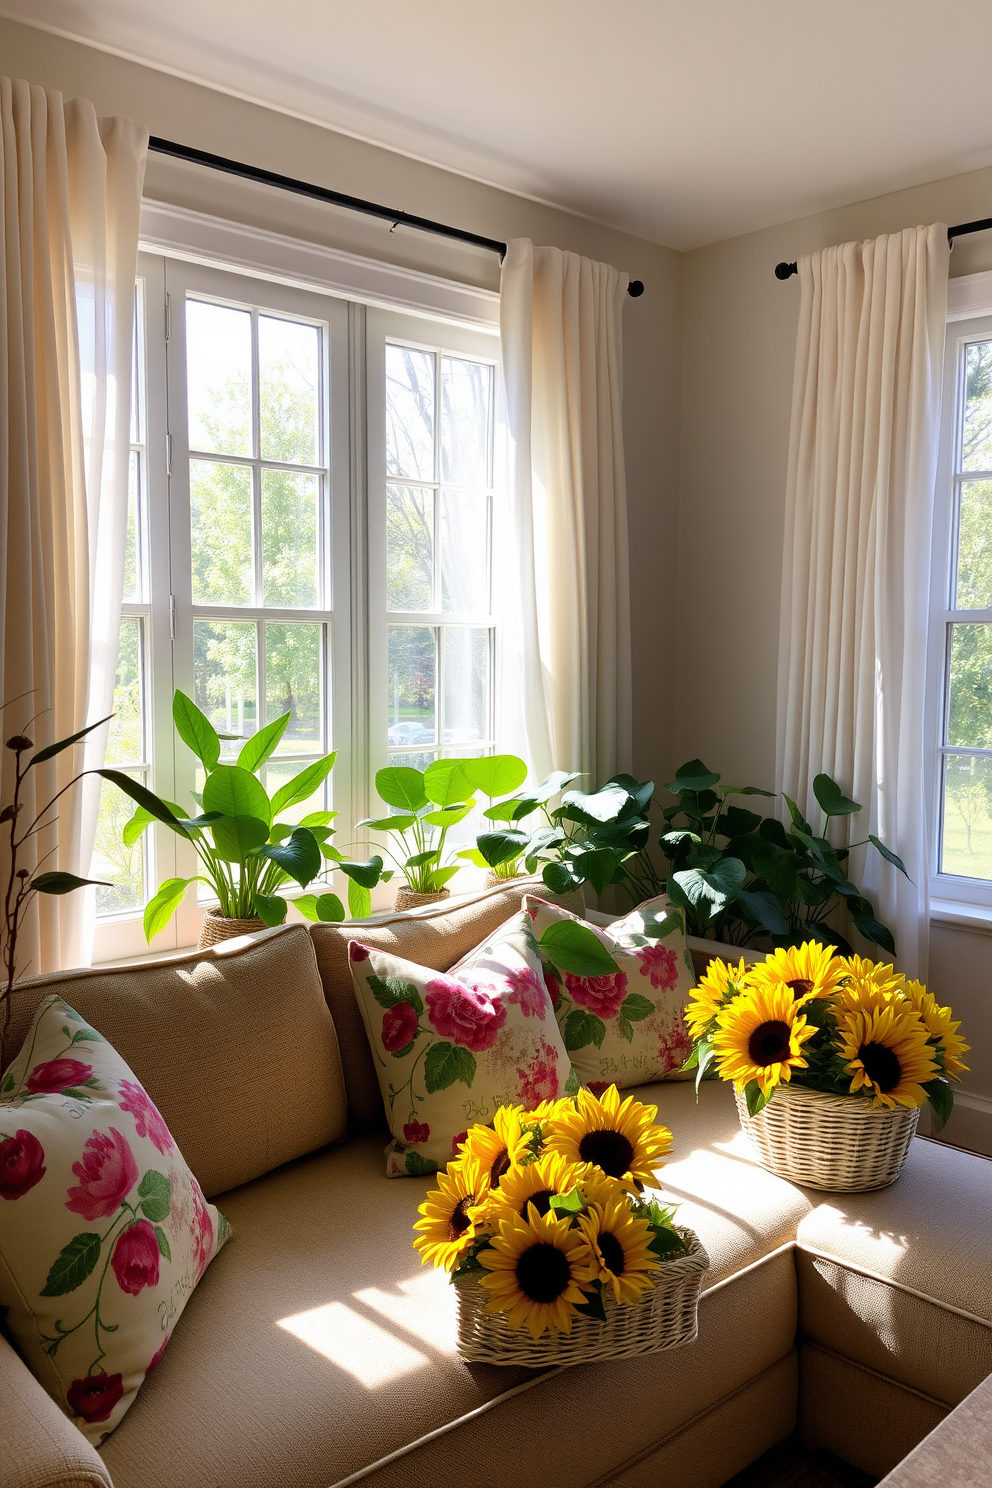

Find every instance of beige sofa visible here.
[3,879,991,1488]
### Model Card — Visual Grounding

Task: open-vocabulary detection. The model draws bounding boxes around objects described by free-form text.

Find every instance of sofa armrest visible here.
[0,1335,113,1488]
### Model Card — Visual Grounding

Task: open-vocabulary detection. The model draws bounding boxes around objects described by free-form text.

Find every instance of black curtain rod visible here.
[774,217,992,280]
[148,136,646,297]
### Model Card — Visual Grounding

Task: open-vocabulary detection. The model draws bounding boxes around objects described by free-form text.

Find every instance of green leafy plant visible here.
[356,759,482,895]
[117,690,350,940]
[659,759,908,954]
[457,758,581,880]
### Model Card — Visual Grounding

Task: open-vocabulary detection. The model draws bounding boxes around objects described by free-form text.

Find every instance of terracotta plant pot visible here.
[394,887,451,913]
[198,909,270,949]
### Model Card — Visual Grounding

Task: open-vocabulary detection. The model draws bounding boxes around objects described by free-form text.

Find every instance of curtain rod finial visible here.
[775,261,798,281]
[627,280,644,297]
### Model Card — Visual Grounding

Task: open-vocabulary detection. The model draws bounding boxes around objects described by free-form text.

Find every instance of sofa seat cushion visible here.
[97,1082,804,1488]
[795,1136,992,1406]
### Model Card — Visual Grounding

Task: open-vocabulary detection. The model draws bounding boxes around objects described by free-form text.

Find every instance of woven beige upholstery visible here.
[307,876,581,1131]
[0,1334,112,1488]
[876,1373,992,1487]
[3,924,347,1197]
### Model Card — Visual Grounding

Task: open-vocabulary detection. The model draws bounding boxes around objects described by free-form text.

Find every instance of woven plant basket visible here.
[394,886,451,912]
[454,1227,708,1366]
[734,1083,919,1193]
[198,909,269,949]
[484,870,525,889]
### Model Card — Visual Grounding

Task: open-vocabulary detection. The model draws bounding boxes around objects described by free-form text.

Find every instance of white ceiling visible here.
[7,0,992,250]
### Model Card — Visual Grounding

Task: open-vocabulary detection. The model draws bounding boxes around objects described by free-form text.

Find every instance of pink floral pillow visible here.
[525,895,696,1090]
[0,995,230,1445]
[349,910,578,1176]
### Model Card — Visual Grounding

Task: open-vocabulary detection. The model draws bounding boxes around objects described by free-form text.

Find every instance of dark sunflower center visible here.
[598,1230,626,1275]
[748,1020,792,1066]
[858,1042,902,1094]
[520,1188,554,1218]
[515,1243,571,1303]
[446,1195,474,1240]
[578,1128,636,1178]
[786,978,814,997]
[490,1148,511,1187]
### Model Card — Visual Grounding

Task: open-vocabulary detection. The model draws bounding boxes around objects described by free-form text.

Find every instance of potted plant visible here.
[356,759,478,909]
[457,759,580,884]
[117,691,341,946]
[682,943,968,1191]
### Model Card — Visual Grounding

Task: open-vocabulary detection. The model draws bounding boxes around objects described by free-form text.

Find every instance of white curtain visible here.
[778,224,949,979]
[0,78,147,974]
[499,238,632,790]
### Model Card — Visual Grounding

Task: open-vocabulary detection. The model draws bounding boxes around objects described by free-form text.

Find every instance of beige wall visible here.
[0,15,683,789]
[679,167,992,1150]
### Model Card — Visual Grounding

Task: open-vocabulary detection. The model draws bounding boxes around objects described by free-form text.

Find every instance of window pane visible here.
[190,459,253,605]
[947,624,992,747]
[963,342,992,472]
[123,451,141,603]
[265,622,322,752]
[387,749,436,774]
[441,357,490,487]
[941,754,992,879]
[194,619,258,751]
[93,770,145,915]
[388,626,436,745]
[261,470,318,607]
[186,299,252,456]
[265,758,327,824]
[386,345,434,480]
[106,616,144,766]
[259,315,320,466]
[440,491,488,612]
[387,485,433,611]
[443,627,489,745]
[955,480,992,608]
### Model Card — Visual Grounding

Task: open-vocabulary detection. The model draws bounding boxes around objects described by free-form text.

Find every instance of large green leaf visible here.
[31,871,110,895]
[573,847,619,894]
[422,802,475,828]
[40,1232,101,1297]
[253,893,288,927]
[751,844,800,901]
[672,858,747,920]
[869,835,911,880]
[424,1042,476,1093]
[202,765,272,826]
[850,913,896,954]
[423,758,473,807]
[95,771,190,835]
[813,774,861,818]
[737,888,789,934]
[340,856,384,888]
[295,892,345,922]
[122,799,186,847]
[375,766,428,812]
[144,877,196,941]
[237,712,290,773]
[538,920,619,977]
[542,860,584,895]
[559,784,628,824]
[459,754,528,799]
[28,712,114,768]
[210,815,270,863]
[173,690,221,770]
[357,813,417,833]
[269,754,337,816]
[258,827,322,887]
[664,759,720,794]
[924,1078,954,1129]
[348,879,371,919]
[477,829,529,867]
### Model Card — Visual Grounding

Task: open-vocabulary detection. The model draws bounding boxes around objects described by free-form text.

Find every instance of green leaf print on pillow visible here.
[424,1043,477,1093]
[40,1233,102,1297]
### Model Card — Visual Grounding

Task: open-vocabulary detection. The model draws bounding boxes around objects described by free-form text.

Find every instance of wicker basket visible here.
[734,1083,918,1192]
[454,1227,709,1366]
[198,910,269,948]
[394,886,451,912]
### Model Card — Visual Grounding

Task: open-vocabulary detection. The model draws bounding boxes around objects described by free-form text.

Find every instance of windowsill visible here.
[930,899,992,933]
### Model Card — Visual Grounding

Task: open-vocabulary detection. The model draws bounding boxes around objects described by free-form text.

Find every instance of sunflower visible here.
[544,1085,672,1187]
[902,979,969,1079]
[835,955,906,1013]
[477,1208,595,1338]
[576,1192,660,1306]
[482,1150,587,1223]
[834,1002,938,1109]
[711,983,816,1097]
[685,957,750,1041]
[413,1159,490,1271]
[457,1107,533,1188]
[748,941,845,1004]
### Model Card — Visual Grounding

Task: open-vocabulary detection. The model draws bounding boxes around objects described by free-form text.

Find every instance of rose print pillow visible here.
[525,895,695,1090]
[349,910,578,1177]
[0,995,230,1445]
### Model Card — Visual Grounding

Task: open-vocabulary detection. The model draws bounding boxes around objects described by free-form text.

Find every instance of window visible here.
[93,261,500,959]
[931,311,992,906]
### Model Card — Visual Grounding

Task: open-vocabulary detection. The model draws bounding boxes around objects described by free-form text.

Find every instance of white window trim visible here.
[928,274,992,933]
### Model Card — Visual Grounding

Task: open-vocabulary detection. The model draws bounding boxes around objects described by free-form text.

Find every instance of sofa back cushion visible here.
[3,925,346,1197]
[308,877,581,1131]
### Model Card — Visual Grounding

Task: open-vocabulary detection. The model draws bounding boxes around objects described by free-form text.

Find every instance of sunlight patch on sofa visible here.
[277,1301,430,1385]
[353,1268,458,1354]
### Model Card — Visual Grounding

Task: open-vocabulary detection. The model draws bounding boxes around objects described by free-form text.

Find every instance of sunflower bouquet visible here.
[413,1087,709,1361]
[684,941,968,1125]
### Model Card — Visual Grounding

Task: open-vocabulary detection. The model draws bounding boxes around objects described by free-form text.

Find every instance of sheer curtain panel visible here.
[499,238,632,788]
[0,78,147,972]
[778,224,949,979]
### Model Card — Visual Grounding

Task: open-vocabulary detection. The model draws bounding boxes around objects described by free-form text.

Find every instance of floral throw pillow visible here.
[526,895,696,1090]
[349,910,578,1177]
[0,995,230,1445]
